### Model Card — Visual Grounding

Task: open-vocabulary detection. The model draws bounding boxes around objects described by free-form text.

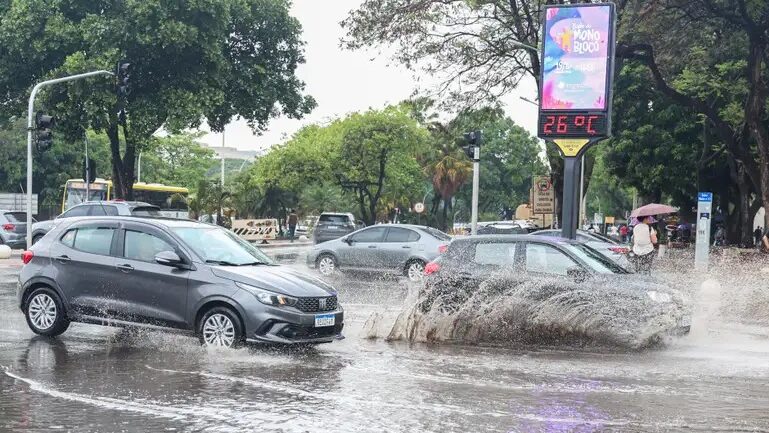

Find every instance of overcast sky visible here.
[197,0,540,151]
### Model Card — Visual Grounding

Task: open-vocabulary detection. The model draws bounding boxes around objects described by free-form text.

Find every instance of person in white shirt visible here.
[632,216,657,274]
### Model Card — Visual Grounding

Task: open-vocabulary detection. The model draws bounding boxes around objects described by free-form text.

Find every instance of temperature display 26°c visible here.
[537,112,608,138]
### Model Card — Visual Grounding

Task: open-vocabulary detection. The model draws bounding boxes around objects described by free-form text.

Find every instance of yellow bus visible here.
[62,178,190,218]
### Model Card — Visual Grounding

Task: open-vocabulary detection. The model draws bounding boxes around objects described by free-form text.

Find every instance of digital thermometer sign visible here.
[537,112,608,138]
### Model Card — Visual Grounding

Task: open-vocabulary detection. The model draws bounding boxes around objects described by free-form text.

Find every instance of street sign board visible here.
[695,192,712,270]
[537,3,617,140]
[414,202,425,214]
[532,176,555,214]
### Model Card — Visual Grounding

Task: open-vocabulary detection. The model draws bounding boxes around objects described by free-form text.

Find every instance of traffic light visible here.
[34,111,55,151]
[83,158,96,183]
[116,61,132,98]
[460,130,482,161]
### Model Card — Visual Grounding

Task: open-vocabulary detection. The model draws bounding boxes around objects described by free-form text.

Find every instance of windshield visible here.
[131,206,161,217]
[563,243,628,274]
[172,226,273,266]
[319,214,351,224]
[4,212,34,223]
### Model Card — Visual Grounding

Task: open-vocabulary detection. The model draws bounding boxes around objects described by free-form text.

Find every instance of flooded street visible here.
[2,250,769,432]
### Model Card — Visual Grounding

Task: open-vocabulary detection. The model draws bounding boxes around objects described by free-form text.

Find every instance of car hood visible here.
[211,265,336,297]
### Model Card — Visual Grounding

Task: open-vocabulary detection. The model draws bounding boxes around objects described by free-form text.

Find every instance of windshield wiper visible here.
[205,259,267,266]
[205,259,240,266]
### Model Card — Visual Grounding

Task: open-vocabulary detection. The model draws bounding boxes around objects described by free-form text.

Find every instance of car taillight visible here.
[609,246,629,254]
[438,244,448,254]
[2,224,14,231]
[22,250,34,264]
[424,261,441,275]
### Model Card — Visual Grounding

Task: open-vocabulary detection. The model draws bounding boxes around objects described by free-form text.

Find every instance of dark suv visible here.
[18,217,344,347]
[313,212,360,244]
[30,201,160,245]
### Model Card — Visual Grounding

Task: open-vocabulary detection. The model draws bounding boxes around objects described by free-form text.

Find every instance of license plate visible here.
[314,313,335,327]
[327,225,338,229]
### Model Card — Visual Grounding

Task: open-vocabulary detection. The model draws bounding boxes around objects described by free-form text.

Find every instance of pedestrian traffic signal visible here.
[34,111,55,151]
[83,158,96,183]
[116,61,132,98]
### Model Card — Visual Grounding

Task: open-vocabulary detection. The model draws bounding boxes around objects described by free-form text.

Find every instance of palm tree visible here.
[425,143,472,231]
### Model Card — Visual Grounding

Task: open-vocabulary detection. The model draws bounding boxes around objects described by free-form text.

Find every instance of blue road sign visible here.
[698,192,713,202]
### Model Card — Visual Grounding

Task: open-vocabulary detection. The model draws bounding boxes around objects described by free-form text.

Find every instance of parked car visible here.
[307,224,451,282]
[18,217,343,347]
[530,229,630,267]
[419,235,690,345]
[0,211,34,249]
[30,201,161,245]
[313,212,361,244]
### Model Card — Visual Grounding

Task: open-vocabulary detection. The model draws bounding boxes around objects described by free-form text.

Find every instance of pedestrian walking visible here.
[619,224,629,243]
[714,224,726,246]
[287,209,298,241]
[754,226,762,247]
[631,216,657,275]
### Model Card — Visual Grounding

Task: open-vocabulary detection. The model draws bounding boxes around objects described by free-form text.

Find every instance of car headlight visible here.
[236,282,297,306]
[646,291,672,303]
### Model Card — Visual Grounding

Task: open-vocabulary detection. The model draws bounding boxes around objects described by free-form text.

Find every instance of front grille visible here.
[295,296,337,312]
[278,323,341,340]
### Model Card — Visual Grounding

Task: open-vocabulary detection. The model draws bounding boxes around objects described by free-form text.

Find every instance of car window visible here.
[351,227,386,243]
[131,206,161,217]
[319,214,350,224]
[4,212,31,223]
[422,227,451,241]
[60,229,76,248]
[123,230,175,262]
[61,206,89,218]
[386,228,419,242]
[89,205,119,216]
[71,227,116,255]
[473,242,517,266]
[525,243,578,276]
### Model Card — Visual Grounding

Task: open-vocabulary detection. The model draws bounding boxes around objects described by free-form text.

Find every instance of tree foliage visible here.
[0,0,314,199]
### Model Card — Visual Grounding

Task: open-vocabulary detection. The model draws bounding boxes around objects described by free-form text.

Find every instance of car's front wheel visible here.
[24,287,70,337]
[198,306,244,348]
[316,254,337,277]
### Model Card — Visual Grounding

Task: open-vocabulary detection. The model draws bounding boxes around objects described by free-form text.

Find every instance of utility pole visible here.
[84,134,90,201]
[221,127,226,187]
[137,151,142,183]
[461,130,482,235]
[26,70,115,248]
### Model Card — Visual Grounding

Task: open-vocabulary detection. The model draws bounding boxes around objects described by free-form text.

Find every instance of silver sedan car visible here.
[306,224,451,282]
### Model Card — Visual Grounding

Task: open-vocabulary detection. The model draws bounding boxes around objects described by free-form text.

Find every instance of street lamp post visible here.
[26,70,114,248]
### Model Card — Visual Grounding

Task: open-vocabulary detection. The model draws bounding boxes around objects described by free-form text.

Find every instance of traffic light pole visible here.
[470,147,480,236]
[26,70,114,248]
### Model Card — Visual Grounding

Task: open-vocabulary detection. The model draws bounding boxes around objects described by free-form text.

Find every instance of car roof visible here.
[73,200,157,208]
[62,216,206,228]
[452,234,584,245]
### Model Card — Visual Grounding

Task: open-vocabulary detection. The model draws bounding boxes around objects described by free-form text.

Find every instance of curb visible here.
[253,242,313,249]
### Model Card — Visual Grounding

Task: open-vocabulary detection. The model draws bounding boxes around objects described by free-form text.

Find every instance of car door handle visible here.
[401,245,411,249]
[55,255,71,264]
[368,245,377,249]
[116,264,134,273]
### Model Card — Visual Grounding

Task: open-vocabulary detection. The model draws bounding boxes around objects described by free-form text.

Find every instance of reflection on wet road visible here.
[2,252,769,432]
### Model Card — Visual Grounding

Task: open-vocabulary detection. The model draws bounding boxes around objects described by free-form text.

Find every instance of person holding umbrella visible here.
[630,203,676,274]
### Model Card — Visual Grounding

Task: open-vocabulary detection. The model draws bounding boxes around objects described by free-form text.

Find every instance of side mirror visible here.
[344,237,354,246]
[155,250,182,267]
[566,266,588,282]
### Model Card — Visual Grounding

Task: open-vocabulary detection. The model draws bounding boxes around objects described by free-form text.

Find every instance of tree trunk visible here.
[441,197,449,231]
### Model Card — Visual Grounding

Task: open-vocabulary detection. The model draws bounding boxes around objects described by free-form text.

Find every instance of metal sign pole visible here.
[26,70,114,249]
[470,147,480,235]
[695,192,713,270]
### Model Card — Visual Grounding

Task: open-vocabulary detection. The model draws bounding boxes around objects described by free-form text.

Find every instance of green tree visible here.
[139,133,217,189]
[0,0,314,200]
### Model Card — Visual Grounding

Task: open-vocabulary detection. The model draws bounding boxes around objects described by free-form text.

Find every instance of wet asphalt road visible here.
[1,247,769,433]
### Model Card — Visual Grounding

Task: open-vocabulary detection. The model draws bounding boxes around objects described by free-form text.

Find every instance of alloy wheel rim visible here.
[29,294,57,330]
[202,314,236,347]
[319,257,335,275]
[408,262,425,281]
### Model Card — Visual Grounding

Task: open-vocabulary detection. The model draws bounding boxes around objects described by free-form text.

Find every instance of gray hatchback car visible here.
[307,224,451,282]
[17,217,344,347]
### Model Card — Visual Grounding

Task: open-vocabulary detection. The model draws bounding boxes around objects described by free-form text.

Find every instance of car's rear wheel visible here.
[317,254,337,276]
[32,234,43,245]
[405,260,426,283]
[24,287,69,337]
[198,306,244,348]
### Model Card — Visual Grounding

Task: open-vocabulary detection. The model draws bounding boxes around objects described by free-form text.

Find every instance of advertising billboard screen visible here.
[541,4,613,111]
